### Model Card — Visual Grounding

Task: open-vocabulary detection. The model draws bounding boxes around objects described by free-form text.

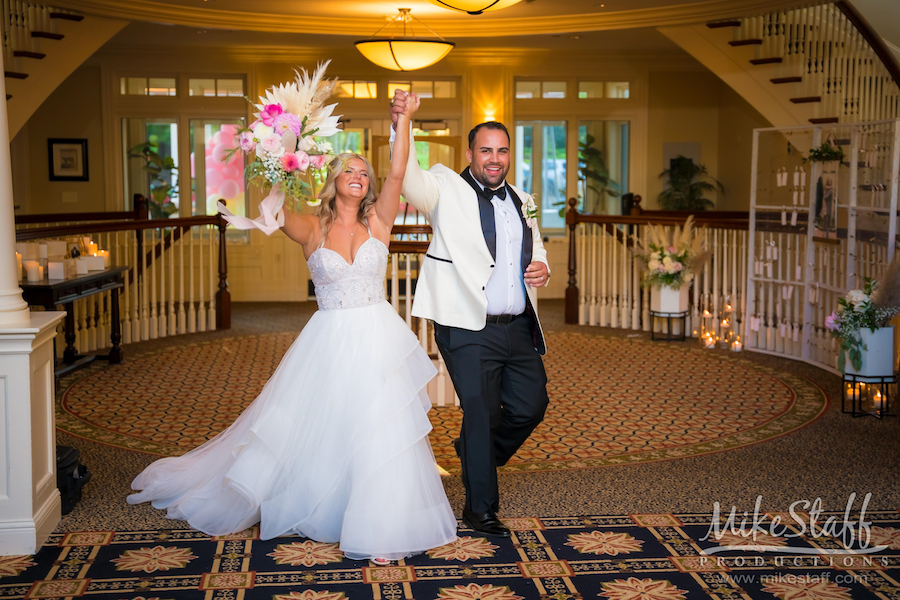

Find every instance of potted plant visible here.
[555,133,620,217]
[634,215,710,313]
[826,263,900,375]
[657,156,723,211]
[129,141,178,219]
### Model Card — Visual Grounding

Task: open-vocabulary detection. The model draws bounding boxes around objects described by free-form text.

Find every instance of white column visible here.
[0,48,66,555]
[0,47,28,325]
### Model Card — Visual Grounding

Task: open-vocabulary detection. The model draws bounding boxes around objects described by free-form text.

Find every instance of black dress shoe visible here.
[462,507,511,538]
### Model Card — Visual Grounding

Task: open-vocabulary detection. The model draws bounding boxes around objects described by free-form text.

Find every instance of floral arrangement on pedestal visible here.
[826,265,900,372]
[228,61,342,208]
[634,215,710,290]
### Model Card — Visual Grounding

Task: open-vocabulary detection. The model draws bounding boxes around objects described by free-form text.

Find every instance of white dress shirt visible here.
[477,182,527,316]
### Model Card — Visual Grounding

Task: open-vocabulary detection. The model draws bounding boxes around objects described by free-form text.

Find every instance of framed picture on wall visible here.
[48,138,88,181]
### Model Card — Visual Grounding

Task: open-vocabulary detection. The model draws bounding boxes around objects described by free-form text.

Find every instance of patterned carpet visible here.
[5,511,900,599]
[57,330,827,473]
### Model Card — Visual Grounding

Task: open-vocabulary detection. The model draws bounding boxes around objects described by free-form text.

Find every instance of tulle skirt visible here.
[128,301,457,560]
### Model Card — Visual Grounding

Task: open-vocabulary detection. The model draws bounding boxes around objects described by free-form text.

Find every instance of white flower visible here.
[650,251,661,260]
[521,195,538,230]
[260,133,285,157]
[846,289,868,305]
[662,256,673,266]
[252,124,274,140]
[648,259,659,271]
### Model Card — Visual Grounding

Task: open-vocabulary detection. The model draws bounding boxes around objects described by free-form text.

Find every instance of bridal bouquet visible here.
[825,265,900,371]
[633,215,709,290]
[230,61,341,207]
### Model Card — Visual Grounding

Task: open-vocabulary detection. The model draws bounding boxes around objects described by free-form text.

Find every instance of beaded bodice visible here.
[308,237,387,311]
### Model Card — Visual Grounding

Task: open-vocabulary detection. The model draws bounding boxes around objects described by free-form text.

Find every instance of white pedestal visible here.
[844,327,896,377]
[650,285,689,313]
[0,311,65,555]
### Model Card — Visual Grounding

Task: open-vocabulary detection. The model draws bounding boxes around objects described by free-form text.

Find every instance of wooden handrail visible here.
[835,0,900,90]
[14,215,222,241]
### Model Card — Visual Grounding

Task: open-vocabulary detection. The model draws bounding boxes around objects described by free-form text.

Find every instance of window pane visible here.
[148,78,176,96]
[542,82,566,99]
[389,82,411,97]
[217,78,244,97]
[578,120,630,215]
[189,79,216,97]
[190,120,245,218]
[335,80,355,98]
[353,81,377,99]
[121,77,147,95]
[515,120,565,230]
[433,81,456,98]
[412,81,433,98]
[515,81,540,99]
[123,118,179,218]
[605,81,630,98]
[578,81,604,99]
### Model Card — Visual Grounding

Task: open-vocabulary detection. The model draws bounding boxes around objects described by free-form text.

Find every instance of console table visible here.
[19,266,129,375]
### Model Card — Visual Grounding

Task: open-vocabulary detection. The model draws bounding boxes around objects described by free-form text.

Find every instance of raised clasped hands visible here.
[390,89,417,125]
[524,261,549,288]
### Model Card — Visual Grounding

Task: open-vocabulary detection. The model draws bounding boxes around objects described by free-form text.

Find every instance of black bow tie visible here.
[477,185,507,202]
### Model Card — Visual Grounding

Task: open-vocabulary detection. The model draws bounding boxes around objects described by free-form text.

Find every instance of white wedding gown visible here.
[128,236,457,560]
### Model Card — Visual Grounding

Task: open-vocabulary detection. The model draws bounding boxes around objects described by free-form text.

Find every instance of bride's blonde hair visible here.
[317,153,377,235]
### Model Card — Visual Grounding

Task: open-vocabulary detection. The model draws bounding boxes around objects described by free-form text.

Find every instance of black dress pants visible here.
[434,316,549,513]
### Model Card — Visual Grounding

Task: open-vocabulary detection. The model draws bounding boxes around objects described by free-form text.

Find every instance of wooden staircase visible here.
[659,1,900,127]
[2,2,127,138]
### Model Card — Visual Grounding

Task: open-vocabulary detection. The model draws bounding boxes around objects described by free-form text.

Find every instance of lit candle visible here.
[87,241,98,255]
[732,338,742,352]
[97,250,110,268]
[873,390,884,412]
[25,261,41,282]
[703,309,711,318]
[15,252,22,281]
[704,335,716,349]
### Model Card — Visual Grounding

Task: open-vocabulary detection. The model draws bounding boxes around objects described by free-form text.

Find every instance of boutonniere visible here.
[522,195,538,230]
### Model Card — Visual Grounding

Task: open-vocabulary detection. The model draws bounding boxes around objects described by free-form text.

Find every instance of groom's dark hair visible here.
[468,122,510,149]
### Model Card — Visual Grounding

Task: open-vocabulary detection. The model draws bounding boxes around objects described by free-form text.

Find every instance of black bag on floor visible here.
[56,446,91,515]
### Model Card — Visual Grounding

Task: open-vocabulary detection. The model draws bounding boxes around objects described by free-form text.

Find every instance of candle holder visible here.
[842,373,898,418]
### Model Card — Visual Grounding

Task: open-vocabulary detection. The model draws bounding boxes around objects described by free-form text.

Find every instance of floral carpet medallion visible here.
[6,512,899,600]
[56,330,827,472]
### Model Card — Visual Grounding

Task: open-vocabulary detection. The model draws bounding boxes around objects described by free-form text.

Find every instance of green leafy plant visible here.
[827,272,900,371]
[805,142,845,163]
[657,156,723,211]
[129,141,178,219]
[555,133,620,217]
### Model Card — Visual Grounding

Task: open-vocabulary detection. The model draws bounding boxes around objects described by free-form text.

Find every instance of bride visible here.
[128,93,457,562]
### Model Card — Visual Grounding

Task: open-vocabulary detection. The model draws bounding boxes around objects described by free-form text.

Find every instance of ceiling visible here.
[53,0,801,37]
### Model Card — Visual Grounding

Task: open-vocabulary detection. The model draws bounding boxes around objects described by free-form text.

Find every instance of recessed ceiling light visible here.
[569,35,580,39]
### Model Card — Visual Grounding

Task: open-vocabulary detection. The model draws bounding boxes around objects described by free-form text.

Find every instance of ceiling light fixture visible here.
[426,0,523,15]
[355,9,454,72]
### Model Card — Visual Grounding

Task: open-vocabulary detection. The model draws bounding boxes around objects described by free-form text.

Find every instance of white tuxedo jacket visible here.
[400,148,548,354]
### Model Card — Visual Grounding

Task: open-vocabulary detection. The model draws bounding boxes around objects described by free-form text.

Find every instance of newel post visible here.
[565,197,579,324]
[216,214,231,330]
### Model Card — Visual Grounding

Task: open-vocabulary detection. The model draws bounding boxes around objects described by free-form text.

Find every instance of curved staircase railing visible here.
[707,1,900,124]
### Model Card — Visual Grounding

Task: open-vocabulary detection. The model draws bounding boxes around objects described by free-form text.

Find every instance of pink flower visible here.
[260,133,284,156]
[273,113,302,136]
[310,154,327,170]
[825,310,840,332]
[280,152,300,172]
[668,246,677,253]
[260,103,283,126]
[295,151,310,172]
[239,131,256,153]
[673,262,683,272]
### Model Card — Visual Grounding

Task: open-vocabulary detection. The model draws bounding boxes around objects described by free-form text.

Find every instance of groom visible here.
[390,90,550,538]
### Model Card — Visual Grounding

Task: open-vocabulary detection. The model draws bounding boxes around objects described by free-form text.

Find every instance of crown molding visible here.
[49,0,804,37]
